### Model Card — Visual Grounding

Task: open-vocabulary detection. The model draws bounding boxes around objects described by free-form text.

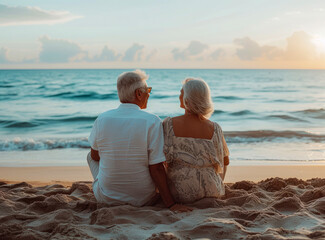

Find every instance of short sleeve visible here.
[162,117,171,155]
[148,118,166,165]
[214,122,230,165]
[222,136,230,165]
[222,135,229,158]
[88,118,99,150]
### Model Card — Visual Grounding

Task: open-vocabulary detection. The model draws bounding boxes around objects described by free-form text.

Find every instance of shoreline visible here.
[0,165,324,186]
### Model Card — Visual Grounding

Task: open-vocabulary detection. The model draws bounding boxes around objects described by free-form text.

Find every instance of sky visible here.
[1,0,325,69]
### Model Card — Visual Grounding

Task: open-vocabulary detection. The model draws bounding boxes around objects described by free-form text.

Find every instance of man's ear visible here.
[135,89,142,100]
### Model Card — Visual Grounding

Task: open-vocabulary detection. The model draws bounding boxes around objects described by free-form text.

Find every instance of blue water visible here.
[1,69,325,166]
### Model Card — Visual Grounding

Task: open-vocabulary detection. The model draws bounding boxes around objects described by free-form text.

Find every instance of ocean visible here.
[1,69,325,166]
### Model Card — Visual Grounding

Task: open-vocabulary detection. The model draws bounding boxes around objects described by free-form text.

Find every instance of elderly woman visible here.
[163,78,230,203]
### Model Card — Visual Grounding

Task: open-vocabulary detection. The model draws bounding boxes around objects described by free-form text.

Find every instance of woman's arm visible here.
[149,162,193,212]
[221,156,229,180]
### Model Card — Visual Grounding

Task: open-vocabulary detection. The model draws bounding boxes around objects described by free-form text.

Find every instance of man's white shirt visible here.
[88,103,165,206]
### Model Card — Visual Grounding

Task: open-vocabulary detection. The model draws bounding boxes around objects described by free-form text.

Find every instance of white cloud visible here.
[234,37,265,60]
[187,41,208,56]
[172,48,186,61]
[271,17,280,21]
[285,31,317,60]
[0,48,10,63]
[145,49,158,61]
[122,43,144,61]
[172,41,208,61]
[210,49,226,60]
[234,37,284,61]
[234,31,319,62]
[92,46,121,62]
[285,11,301,16]
[39,36,85,63]
[0,4,81,26]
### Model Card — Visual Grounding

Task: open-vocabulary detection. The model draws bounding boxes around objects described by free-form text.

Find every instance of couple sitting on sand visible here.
[87,70,229,212]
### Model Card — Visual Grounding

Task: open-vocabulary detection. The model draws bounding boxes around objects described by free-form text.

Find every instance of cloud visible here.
[0,4,81,26]
[172,41,208,61]
[187,41,209,56]
[285,31,317,60]
[0,48,10,63]
[39,36,85,63]
[210,49,226,60]
[234,31,318,62]
[172,48,186,61]
[145,49,158,61]
[233,37,283,61]
[285,11,301,16]
[234,37,265,60]
[122,43,144,61]
[92,46,121,62]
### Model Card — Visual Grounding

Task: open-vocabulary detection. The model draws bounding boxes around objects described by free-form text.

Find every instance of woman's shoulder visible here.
[162,117,173,131]
[163,116,184,124]
[210,120,224,134]
[162,116,172,124]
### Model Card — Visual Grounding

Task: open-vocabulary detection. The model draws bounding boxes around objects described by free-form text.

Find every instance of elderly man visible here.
[87,70,191,212]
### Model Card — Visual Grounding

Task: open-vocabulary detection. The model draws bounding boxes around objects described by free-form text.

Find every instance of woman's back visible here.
[171,114,214,139]
[163,117,228,203]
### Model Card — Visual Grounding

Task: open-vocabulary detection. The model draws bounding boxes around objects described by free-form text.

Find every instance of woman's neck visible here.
[184,110,205,121]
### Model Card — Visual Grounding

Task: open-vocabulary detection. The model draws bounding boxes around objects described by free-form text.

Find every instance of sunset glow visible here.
[313,36,325,53]
[1,1,325,69]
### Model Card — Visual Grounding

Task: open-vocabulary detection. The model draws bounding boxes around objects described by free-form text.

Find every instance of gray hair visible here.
[182,78,214,119]
[117,70,148,103]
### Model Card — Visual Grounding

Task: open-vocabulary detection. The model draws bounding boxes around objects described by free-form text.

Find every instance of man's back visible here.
[89,103,165,206]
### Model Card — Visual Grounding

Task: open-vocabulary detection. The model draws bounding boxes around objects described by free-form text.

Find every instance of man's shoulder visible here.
[96,108,118,120]
[138,110,162,123]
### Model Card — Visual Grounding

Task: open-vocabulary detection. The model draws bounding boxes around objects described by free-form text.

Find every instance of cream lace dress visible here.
[163,117,229,203]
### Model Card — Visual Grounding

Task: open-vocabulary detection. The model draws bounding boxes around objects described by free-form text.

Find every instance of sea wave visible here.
[213,96,243,100]
[0,138,90,151]
[2,130,325,151]
[46,91,117,100]
[293,108,325,119]
[213,110,226,115]
[266,114,308,122]
[230,110,254,116]
[0,116,97,128]
[225,130,325,143]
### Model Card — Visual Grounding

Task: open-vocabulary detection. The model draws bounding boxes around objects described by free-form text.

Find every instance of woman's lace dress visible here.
[163,117,229,203]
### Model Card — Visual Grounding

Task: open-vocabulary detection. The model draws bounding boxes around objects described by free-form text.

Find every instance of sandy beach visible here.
[0,165,324,185]
[0,165,324,239]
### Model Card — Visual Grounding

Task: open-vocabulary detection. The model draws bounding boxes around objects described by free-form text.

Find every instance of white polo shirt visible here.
[88,103,166,206]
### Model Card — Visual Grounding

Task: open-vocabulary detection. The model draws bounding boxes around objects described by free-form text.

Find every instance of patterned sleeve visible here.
[222,135,229,158]
[214,122,230,165]
[162,117,172,163]
[222,135,230,165]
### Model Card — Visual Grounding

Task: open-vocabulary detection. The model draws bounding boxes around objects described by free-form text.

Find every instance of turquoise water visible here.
[1,69,325,166]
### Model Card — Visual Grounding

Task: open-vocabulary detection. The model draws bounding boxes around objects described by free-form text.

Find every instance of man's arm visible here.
[91,148,100,161]
[149,162,192,212]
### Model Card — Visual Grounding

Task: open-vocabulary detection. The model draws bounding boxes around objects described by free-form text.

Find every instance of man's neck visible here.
[120,102,142,109]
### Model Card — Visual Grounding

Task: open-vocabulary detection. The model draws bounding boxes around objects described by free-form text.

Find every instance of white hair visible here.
[117,70,148,103]
[182,78,214,119]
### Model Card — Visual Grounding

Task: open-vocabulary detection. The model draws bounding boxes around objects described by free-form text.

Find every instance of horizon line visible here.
[1,68,325,71]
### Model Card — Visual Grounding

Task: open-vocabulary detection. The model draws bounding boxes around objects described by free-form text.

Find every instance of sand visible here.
[0,165,325,184]
[0,166,324,239]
